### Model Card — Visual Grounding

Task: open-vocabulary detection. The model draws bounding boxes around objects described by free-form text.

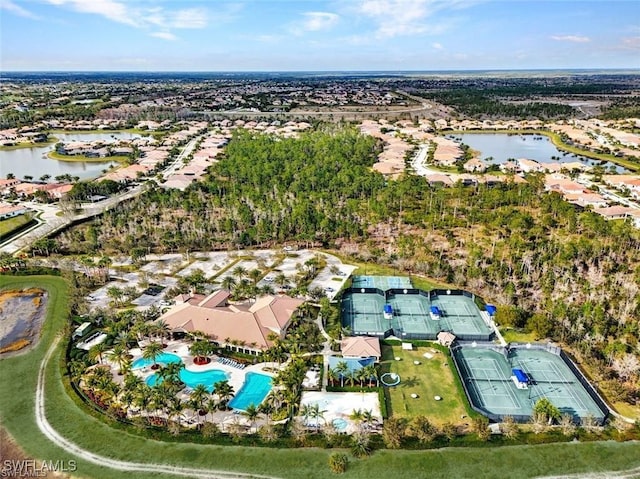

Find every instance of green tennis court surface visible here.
[342,276,493,341]
[452,344,607,423]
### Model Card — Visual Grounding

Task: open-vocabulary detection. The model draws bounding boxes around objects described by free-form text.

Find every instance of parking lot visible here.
[87,249,356,310]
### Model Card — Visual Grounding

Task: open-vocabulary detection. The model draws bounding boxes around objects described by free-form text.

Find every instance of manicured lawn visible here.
[379,344,467,425]
[0,214,35,238]
[48,151,129,163]
[500,328,538,344]
[2,275,640,479]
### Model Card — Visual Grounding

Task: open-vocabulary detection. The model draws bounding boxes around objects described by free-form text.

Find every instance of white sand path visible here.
[36,337,281,479]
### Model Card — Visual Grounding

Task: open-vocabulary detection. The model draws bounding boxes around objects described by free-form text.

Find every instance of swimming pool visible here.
[146,368,228,393]
[228,372,273,411]
[132,352,181,369]
[332,418,348,431]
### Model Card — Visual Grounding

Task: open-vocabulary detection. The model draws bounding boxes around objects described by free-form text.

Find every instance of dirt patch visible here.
[0,288,48,355]
[0,427,71,478]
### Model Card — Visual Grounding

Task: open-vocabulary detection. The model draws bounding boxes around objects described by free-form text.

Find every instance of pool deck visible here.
[105,339,281,426]
[299,391,382,434]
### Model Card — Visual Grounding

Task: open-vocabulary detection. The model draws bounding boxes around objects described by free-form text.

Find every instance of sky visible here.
[1,0,639,71]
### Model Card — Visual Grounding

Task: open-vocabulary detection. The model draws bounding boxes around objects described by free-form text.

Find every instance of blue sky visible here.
[1,0,639,71]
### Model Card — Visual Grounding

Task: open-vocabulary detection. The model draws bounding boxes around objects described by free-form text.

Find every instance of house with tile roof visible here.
[340,336,381,361]
[158,290,305,355]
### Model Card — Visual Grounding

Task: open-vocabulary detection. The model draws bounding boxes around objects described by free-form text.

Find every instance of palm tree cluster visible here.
[328,361,378,388]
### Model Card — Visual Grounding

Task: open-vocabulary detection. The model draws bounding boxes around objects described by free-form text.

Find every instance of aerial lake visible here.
[447,133,627,172]
[0,131,140,180]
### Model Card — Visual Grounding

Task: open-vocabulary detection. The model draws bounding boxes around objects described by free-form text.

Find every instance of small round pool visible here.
[132,352,181,369]
[332,418,348,431]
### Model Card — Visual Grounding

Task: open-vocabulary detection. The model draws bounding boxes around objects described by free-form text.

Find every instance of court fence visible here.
[343,287,494,341]
[450,341,609,425]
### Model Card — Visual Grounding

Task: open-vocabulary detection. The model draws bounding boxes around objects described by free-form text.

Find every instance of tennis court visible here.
[452,344,607,423]
[342,292,387,335]
[432,294,493,338]
[342,276,493,340]
[351,275,412,290]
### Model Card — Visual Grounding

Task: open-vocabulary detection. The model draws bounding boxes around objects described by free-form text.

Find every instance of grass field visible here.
[500,328,538,344]
[48,151,129,163]
[2,275,640,479]
[0,214,35,239]
[379,344,468,425]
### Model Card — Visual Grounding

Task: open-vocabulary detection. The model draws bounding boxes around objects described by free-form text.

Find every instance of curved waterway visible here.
[448,133,628,173]
[0,131,140,180]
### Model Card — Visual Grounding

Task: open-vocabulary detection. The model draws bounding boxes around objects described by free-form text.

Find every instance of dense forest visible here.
[426,89,577,119]
[55,126,640,408]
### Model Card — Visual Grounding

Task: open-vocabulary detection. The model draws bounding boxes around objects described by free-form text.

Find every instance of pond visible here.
[0,288,48,355]
[0,131,141,180]
[447,133,627,173]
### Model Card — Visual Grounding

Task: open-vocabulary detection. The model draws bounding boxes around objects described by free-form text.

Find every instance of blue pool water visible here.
[228,373,273,411]
[146,368,228,393]
[332,418,348,431]
[132,352,181,369]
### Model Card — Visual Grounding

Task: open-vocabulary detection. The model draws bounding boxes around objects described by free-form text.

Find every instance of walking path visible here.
[36,337,280,479]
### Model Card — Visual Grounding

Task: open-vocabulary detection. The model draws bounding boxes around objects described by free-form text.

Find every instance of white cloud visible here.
[0,0,40,19]
[356,0,476,39]
[150,32,177,41]
[621,36,640,50]
[300,11,339,32]
[432,42,444,50]
[550,35,591,43]
[46,0,137,26]
[289,11,339,36]
[172,8,208,29]
[45,0,209,32]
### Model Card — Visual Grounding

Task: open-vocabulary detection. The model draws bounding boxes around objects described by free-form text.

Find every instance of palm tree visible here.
[96,255,112,283]
[327,367,337,387]
[88,342,108,365]
[362,364,378,387]
[248,269,262,286]
[350,409,365,432]
[189,339,215,364]
[153,320,171,344]
[68,359,88,383]
[106,286,125,307]
[232,265,247,280]
[274,273,289,290]
[123,372,143,393]
[158,361,184,389]
[362,409,375,430]
[258,401,274,425]
[213,379,234,410]
[142,341,164,370]
[106,344,131,375]
[134,384,153,421]
[310,403,325,431]
[300,403,313,427]
[242,404,260,433]
[335,361,349,387]
[189,384,210,422]
[220,276,237,292]
[205,396,218,422]
[167,397,185,427]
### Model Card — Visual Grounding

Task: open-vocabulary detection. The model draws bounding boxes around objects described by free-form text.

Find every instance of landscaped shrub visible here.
[328,452,349,474]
